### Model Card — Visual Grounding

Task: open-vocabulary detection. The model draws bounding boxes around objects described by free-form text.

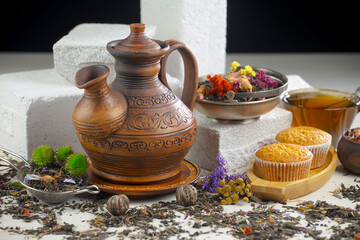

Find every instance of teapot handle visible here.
[159,40,198,111]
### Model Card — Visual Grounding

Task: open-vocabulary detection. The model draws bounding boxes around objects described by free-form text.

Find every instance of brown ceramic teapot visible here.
[72,23,198,185]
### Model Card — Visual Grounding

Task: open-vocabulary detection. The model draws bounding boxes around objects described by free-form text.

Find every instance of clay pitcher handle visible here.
[159,40,198,111]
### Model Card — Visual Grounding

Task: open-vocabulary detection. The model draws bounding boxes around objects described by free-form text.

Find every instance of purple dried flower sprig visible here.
[251,69,278,90]
[227,172,245,181]
[201,153,228,193]
[201,153,252,205]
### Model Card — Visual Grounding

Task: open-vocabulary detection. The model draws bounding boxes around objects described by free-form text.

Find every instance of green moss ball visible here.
[56,146,74,163]
[32,145,55,166]
[65,153,88,176]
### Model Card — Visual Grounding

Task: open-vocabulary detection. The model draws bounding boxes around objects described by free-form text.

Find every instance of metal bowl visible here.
[195,66,287,123]
[16,166,100,204]
[195,96,280,124]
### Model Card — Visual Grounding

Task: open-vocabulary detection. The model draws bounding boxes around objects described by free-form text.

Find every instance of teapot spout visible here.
[73,65,127,140]
[75,65,111,96]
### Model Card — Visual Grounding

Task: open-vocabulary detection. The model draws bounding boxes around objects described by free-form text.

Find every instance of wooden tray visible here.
[246,145,337,202]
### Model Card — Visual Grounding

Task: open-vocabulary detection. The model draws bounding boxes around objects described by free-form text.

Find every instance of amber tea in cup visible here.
[282,88,360,147]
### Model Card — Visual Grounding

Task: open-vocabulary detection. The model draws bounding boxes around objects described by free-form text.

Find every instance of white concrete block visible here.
[285,74,312,91]
[141,0,227,80]
[0,69,83,160]
[166,73,183,99]
[186,75,312,174]
[53,23,157,83]
[187,107,292,174]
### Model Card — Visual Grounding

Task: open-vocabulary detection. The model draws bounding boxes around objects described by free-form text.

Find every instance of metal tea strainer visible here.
[0,147,99,204]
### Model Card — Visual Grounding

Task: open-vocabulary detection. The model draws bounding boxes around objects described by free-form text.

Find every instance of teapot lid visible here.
[112,23,161,53]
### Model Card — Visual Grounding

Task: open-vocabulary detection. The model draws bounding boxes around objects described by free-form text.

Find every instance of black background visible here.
[1,0,359,53]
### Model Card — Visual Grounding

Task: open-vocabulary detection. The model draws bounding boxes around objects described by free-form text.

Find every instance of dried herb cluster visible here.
[332,181,360,202]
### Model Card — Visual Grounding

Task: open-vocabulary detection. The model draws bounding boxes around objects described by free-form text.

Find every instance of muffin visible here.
[255,143,313,182]
[275,126,332,169]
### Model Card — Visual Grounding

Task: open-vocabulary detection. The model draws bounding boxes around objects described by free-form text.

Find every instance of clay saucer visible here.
[87,159,201,198]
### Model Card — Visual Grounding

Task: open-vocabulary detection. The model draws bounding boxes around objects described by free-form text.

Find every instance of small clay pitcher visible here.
[73,65,127,140]
[73,23,198,185]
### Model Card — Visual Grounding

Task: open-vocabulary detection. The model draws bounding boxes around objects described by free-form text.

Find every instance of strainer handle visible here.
[0,147,30,165]
[74,185,100,195]
[0,156,20,171]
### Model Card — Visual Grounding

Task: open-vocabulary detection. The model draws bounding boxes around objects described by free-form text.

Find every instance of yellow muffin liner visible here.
[304,137,331,169]
[255,155,313,182]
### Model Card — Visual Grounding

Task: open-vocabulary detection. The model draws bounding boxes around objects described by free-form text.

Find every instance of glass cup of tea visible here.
[281,88,360,147]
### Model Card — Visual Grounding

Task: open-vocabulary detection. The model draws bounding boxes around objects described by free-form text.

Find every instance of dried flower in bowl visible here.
[345,127,360,143]
[205,74,236,97]
[197,61,282,102]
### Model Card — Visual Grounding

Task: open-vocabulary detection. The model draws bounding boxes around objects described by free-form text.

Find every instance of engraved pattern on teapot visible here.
[128,89,177,108]
[122,106,194,131]
[78,127,197,151]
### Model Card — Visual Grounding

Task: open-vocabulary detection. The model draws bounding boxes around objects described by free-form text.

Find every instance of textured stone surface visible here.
[187,107,292,174]
[186,75,312,174]
[53,23,156,83]
[0,69,83,159]
[141,0,227,80]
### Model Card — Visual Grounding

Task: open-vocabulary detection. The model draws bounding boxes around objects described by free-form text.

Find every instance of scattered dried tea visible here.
[1,150,360,239]
[331,182,360,202]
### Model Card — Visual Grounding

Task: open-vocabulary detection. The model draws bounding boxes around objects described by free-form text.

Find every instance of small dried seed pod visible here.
[106,194,130,215]
[176,184,198,206]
